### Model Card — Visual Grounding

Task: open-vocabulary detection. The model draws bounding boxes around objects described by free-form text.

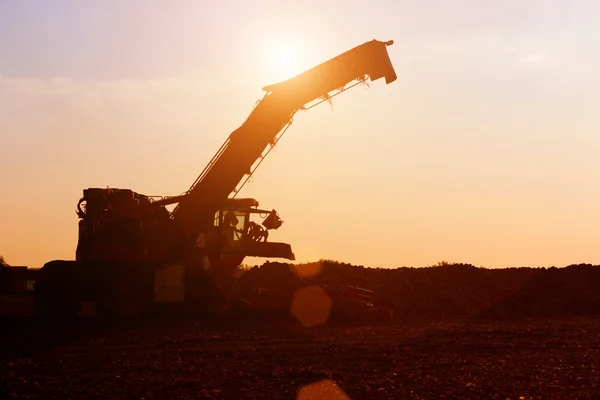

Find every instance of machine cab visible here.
[214,198,294,260]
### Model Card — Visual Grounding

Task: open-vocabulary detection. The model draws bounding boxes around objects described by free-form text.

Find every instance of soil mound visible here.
[237,261,600,321]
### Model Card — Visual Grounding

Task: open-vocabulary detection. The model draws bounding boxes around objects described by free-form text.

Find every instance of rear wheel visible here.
[34,261,83,320]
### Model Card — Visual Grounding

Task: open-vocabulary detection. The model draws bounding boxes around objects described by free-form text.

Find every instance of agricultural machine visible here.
[16,39,398,319]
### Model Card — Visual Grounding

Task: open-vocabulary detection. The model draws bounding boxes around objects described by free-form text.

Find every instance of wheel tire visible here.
[95,266,154,321]
[34,261,84,321]
[34,280,83,321]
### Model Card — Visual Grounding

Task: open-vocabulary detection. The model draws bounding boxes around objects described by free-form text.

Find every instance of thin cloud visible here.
[516,52,550,66]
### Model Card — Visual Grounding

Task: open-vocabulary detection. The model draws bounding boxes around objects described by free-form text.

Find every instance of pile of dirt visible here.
[237,261,600,321]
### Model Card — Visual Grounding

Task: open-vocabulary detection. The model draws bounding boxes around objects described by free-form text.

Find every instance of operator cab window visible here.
[222,210,248,243]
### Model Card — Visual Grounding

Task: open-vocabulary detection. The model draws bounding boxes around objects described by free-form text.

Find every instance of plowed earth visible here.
[1,262,600,399]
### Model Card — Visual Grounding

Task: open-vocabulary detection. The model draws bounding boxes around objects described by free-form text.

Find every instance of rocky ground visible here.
[1,262,600,399]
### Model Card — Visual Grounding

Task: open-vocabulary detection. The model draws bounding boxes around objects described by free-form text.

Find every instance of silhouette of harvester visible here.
[2,40,398,321]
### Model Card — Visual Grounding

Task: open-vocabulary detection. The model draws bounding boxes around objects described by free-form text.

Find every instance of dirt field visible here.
[1,294,599,400]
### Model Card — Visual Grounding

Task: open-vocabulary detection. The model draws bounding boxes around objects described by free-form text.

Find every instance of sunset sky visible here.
[1,0,600,269]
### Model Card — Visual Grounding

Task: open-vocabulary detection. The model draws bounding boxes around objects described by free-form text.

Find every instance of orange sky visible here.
[2,1,600,269]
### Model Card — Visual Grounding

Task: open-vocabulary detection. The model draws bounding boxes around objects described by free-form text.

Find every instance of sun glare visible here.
[272,47,298,76]
[264,36,306,81]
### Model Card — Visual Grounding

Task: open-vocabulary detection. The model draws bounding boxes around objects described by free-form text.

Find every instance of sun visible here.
[272,47,298,77]
[264,36,306,81]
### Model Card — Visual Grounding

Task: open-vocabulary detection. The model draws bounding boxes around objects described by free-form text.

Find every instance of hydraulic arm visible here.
[166,39,397,241]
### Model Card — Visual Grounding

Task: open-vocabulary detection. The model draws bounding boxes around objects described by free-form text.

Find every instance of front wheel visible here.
[94,264,154,320]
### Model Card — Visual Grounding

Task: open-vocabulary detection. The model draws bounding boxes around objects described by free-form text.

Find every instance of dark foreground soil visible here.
[1,295,599,400]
